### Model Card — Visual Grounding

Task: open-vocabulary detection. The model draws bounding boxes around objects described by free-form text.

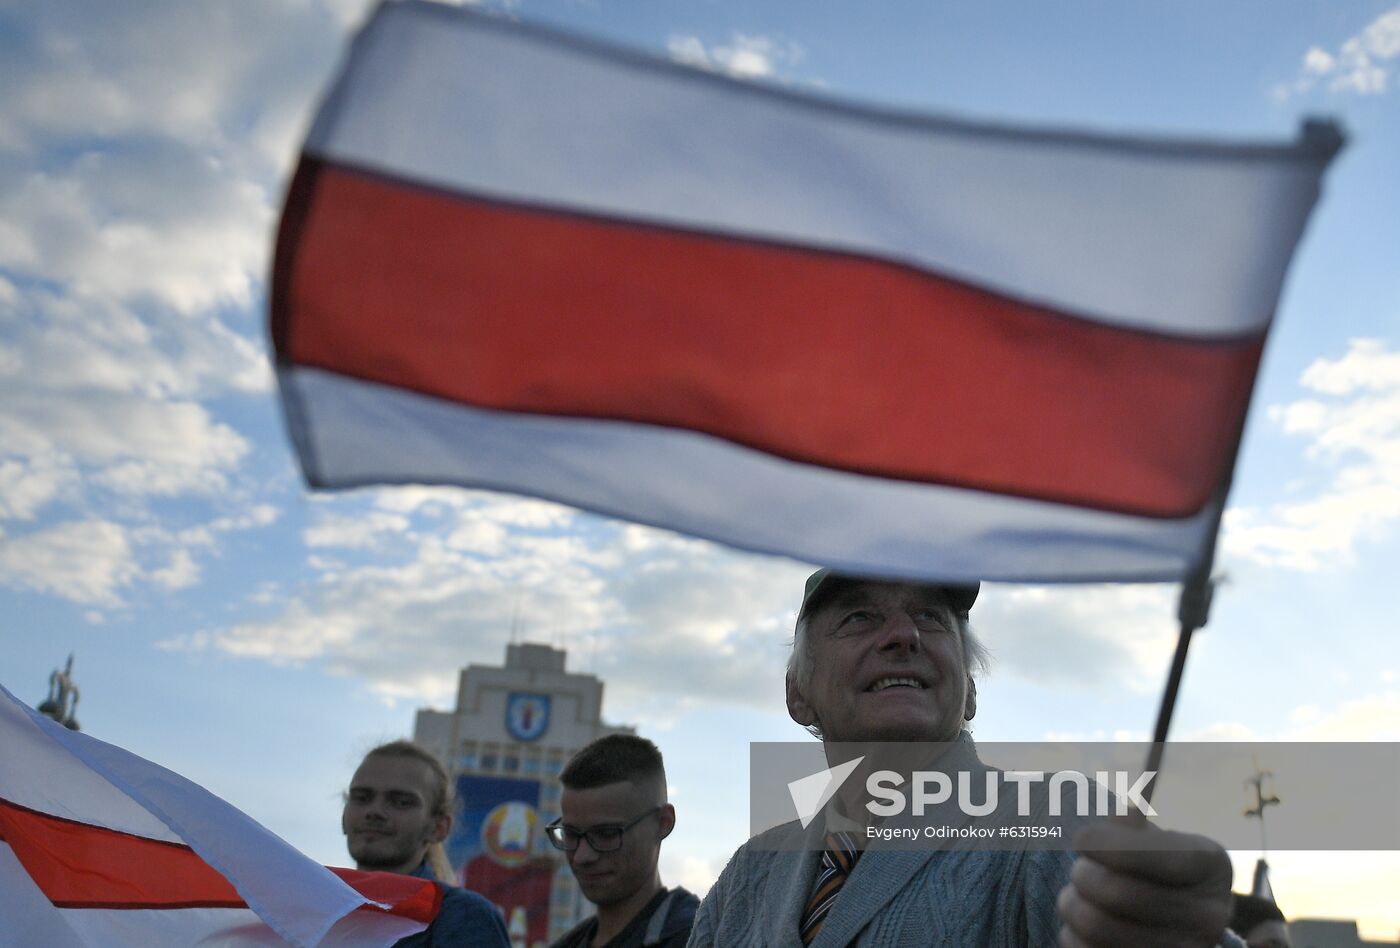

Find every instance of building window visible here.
[481,753,498,771]
[502,755,520,773]
[457,752,478,770]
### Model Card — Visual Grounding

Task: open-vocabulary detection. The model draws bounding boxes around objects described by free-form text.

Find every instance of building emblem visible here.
[505,692,550,742]
[481,800,538,868]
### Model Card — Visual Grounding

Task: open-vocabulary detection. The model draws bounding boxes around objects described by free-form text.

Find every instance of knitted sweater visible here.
[688,827,1070,947]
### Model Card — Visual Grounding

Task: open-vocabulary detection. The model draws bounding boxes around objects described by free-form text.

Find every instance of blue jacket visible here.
[394,863,510,948]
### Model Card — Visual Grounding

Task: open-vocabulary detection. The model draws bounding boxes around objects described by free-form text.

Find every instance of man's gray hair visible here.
[786,604,992,741]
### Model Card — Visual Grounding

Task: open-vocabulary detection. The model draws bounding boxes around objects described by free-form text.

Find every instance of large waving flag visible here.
[0,683,435,947]
[271,0,1342,584]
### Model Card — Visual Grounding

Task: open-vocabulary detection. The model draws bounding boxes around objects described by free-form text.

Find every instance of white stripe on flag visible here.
[0,843,85,948]
[282,365,1214,583]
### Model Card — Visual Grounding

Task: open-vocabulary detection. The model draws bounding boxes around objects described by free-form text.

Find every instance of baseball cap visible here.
[798,568,980,621]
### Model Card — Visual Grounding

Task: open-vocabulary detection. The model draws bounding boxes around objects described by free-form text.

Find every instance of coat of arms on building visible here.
[505,692,550,742]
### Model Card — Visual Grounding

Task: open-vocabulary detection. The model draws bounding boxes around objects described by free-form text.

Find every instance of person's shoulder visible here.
[438,883,497,914]
[645,887,702,948]
[743,818,808,854]
[434,885,509,944]
[547,914,595,948]
[667,886,701,912]
[723,819,811,874]
[657,886,700,932]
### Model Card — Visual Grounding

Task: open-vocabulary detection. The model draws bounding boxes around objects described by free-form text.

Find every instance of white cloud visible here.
[305,511,413,550]
[1285,689,1400,741]
[1184,688,1400,742]
[0,1,344,172]
[666,33,806,80]
[1180,721,1257,742]
[2,390,248,494]
[372,486,472,515]
[0,497,283,605]
[664,854,719,899]
[174,487,1201,720]
[0,290,270,401]
[0,519,139,605]
[1225,339,1400,570]
[167,517,620,702]
[150,548,201,590]
[171,494,810,709]
[210,505,281,532]
[1303,46,1336,75]
[974,584,1179,691]
[0,147,272,315]
[0,454,77,520]
[1276,4,1400,98]
[0,3,302,536]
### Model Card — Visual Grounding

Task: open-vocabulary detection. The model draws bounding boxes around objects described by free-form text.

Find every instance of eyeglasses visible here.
[544,806,663,853]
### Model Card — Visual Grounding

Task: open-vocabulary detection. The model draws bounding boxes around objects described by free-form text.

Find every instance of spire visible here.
[37,653,81,731]
[1243,757,1281,900]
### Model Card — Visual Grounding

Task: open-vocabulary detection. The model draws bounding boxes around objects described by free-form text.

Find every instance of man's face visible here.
[559,780,671,908]
[341,754,447,875]
[788,580,975,743]
[1245,920,1291,948]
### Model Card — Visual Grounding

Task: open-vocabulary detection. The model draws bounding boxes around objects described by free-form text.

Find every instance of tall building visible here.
[414,643,631,946]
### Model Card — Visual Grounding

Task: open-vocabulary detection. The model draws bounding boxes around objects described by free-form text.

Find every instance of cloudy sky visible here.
[2,0,1398,936]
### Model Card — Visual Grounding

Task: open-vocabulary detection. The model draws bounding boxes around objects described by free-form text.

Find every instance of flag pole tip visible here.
[1176,573,1219,632]
[1300,117,1346,156]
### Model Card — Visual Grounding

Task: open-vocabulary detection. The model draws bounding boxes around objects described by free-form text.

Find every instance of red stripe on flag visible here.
[0,796,243,909]
[329,867,442,923]
[275,158,1265,519]
[0,798,440,921]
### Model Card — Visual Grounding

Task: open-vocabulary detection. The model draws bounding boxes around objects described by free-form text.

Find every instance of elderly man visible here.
[689,570,1240,947]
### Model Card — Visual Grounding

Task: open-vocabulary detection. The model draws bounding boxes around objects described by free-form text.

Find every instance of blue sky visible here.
[2,0,1398,936]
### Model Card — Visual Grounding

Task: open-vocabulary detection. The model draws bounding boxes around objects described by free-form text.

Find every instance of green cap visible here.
[798,569,980,621]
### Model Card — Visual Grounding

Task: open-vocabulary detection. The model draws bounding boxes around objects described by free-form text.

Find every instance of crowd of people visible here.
[340,569,1295,948]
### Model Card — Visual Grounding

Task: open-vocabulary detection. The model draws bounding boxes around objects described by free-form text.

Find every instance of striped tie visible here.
[799,831,860,945]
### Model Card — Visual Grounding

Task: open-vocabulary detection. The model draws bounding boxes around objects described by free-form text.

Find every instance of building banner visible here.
[449,775,554,948]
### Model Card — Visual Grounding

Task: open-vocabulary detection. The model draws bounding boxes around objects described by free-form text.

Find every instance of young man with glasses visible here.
[546,735,698,948]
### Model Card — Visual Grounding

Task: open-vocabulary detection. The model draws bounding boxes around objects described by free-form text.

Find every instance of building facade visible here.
[414,643,631,946]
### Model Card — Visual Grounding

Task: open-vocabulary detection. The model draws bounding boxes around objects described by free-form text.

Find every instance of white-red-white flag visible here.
[0,683,435,947]
[271,0,1341,584]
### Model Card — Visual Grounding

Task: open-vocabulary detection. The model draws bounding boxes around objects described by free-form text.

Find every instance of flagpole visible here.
[1139,473,1230,809]
[1140,569,1215,807]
